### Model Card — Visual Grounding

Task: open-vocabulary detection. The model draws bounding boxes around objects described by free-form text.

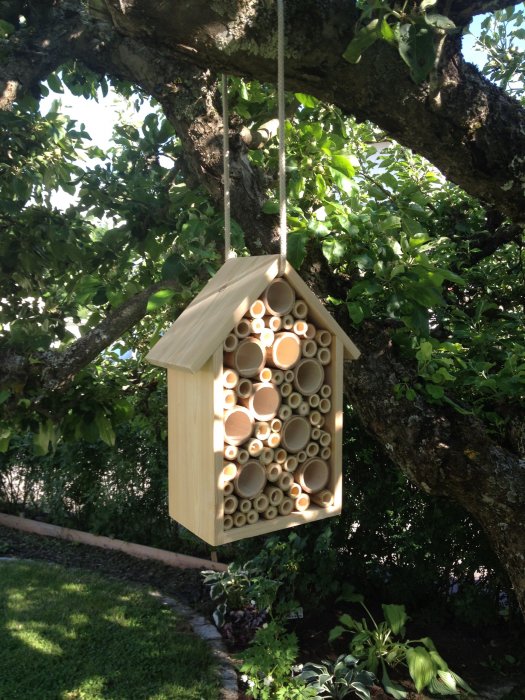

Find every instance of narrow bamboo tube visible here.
[264,485,284,506]
[293,320,308,337]
[320,446,332,460]
[224,495,238,514]
[266,332,301,370]
[311,427,321,441]
[293,494,310,512]
[247,438,264,457]
[265,462,282,482]
[238,498,252,513]
[278,404,292,421]
[315,329,332,347]
[320,384,332,398]
[224,515,234,530]
[254,422,271,440]
[301,339,317,358]
[225,338,265,378]
[237,449,249,465]
[241,382,281,421]
[319,430,332,446]
[267,432,281,449]
[223,333,239,353]
[275,448,287,464]
[311,489,334,507]
[289,482,302,499]
[224,389,237,409]
[265,315,282,332]
[277,472,293,491]
[295,458,329,494]
[272,369,284,385]
[260,328,275,348]
[223,481,234,496]
[259,446,274,465]
[306,442,320,457]
[224,406,254,446]
[249,299,266,318]
[319,398,331,414]
[223,368,239,389]
[294,358,324,396]
[234,460,267,498]
[284,370,295,383]
[318,415,325,428]
[286,392,302,409]
[317,348,331,366]
[270,418,282,433]
[309,394,320,408]
[309,410,323,427]
[236,378,254,399]
[281,415,311,453]
[284,456,298,472]
[253,493,269,513]
[224,444,238,461]
[293,299,308,319]
[297,450,307,463]
[305,323,316,339]
[246,509,259,525]
[222,462,238,481]
[263,506,278,520]
[280,382,292,398]
[298,402,310,417]
[234,318,251,338]
[278,498,294,516]
[250,317,265,334]
[282,314,294,330]
[233,512,247,528]
[262,278,295,315]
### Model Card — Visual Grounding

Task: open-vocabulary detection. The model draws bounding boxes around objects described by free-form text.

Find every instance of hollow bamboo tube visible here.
[264,485,284,506]
[311,489,334,508]
[223,333,239,353]
[234,318,251,338]
[306,442,320,458]
[263,506,278,520]
[284,456,298,472]
[223,481,234,496]
[247,438,264,457]
[254,422,271,441]
[222,462,238,481]
[282,314,294,330]
[224,389,237,409]
[262,278,295,316]
[277,472,293,491]
[295,458,329,494]
[233,512,247,528]
[224,406,254,446]
[293,358,325,397]
[266,332,301,370]
[318,415,325,428]
[320,384,332,398]
[224,495,238,514]
[272,369,284,385]
[319,398,331,414]
[253,493,269,513]
[301,339,318,358]
[309,410,323,427]
[280,382,292,398]
[317,348,331,366]
[284,369,295,383]
[237,449,249,465]
[293,494,310,512]
[260,328,275,348]
[278,498,294,516]
[236,378,254,399]
[224,444,238,461]
[238,498,252,514]
[315,329,332,347]
[223,515,234,530]
[289,482,302,499]
[250,317,265,334]
[298,402,310,417]
[281,415,311,453]
[278,404,292,421]
[308,394,320,408]
[240,382,281,421]
[286,392,302,409]
[293,300,308,319]
[246,509,259,525]
[311,427,321,441]
[270,418,282,433]
[275,448,287,464]
[259,446,274,465]
[265,315,282,332]
[320,446,332,460]
[234,460,267,498]
[267,432,281,449]
[223,368,239,389]
[265,462,282,482]
[293,320,308,337]
[319,430,331,446]
[305,323,316,339]
[297,450,307,463]
[225,338,265,378]
[249,299,266,318]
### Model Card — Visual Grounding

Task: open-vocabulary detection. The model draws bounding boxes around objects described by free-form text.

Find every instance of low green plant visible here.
[299,654,375,699]
[330,586,475,698]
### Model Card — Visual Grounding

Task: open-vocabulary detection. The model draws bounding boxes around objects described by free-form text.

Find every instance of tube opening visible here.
[281,416,311,453]
[224,407,253,446]
[264,279,295,315]
[234,460,267,498]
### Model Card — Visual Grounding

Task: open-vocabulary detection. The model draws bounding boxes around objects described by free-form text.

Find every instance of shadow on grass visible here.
[0,560,219,700]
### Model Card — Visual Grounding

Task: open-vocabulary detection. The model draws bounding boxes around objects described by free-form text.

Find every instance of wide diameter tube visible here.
[266,332,301,370]
[225,337,266,378]
[240,382,281,421]
[295,458,329,494]
[262,279,295,316]
[224,406,254,446]
[294,358,324,396]
[280,416,311,454]
[234,460,267,498]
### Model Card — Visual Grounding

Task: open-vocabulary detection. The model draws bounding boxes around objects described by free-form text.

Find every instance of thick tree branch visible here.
[446,0,522,25]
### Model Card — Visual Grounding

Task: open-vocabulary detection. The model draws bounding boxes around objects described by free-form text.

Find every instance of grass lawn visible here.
[0,560,220,700]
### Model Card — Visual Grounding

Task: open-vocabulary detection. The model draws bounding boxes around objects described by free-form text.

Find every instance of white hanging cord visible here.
[277,0,287,272]
[222,73,233,261]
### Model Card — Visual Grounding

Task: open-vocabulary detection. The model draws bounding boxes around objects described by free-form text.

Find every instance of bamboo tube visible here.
[306,442,320,458]
[297,450,307,463]
[224,495,238,514]
[293,299,308,319]
[223,481,234,496]
[311,489,334,507]
[286,392,302,409]
[281,415,311,453]
[305,323,316,339]
[260,328,275,348]
[293,358,324,396]
[223,515,234,530]
[234,318,251,338]
[298,401,310,417]
[278,404,292,421]
[272,369,284,385]
[280,382,292,398]
[223,333,239,353]
[249,299,266,318]
[264,485,284,506]
[224,444,238,461]
[266,332,301,370]
[277,472,293,491]
[308,394,320,408]
[317,348,331,366]
[289,482,302,499]
[270,418,282,433]
[315,329,332,347]
[318,415,325,428]
[284,369,295,383]
[259,446,275,465]
[320,384,332,398]
[267,432,281,449]
[224,406,254,446]
[311,427,321,441]
[253,493,269,513]
[275,448,287,464]
[265,462,282,482]
[319,398,331,414]
[233,512,247,528]
[238,498,252,513]
[246,509,260,525]
[254,422,271,440]
[295,458,329,494]
[223,368,239,389]
[224,389,237,409]
[250,317,265,334]
[234,460,267,498]
[284,456,298,472]
[282,314,294,330]
[293,320,308,337]
[319,430,332,446]
[236,378,254,399]
[222,462,238,481]
[320,446,332,460]
[237,449,249,465]
[225,338,266,378]
[293,494,310,512]
[263,506,278,520]
[247,438,264,457]
[278,498,294,516]
[301,339,318,358]
[265,315,282,332]
[262,278,295,316]
[240,382,281,421]
[309,410,323,426]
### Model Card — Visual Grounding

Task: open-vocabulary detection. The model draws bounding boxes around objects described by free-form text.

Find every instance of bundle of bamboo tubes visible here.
[221,279,334,530]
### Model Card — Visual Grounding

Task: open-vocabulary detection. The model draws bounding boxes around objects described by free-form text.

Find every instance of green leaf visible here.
[397,23,436,84]
[347,301,364,324]
[147,288,176,311]
[328,625,346,641]
[379,17,396,44]
[0,19,15,36]
[262,200,280,214]
[426,383,445,399]
[47,73,63,94]
[287,229,309,269]
[424,13,456,30]
[322,238,346,264]
[382,663,407,699]
[95,412,116,447]
[0,390,10,405]
[330,154,356,179]
[33,421,54,456]
[417,340,433,363]
[295,93,319,108]
[406,647,436,692]
[382,604,408,635]
[343,20,380,63]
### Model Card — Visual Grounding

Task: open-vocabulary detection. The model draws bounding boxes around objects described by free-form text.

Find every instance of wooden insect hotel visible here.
[147,254,360,545]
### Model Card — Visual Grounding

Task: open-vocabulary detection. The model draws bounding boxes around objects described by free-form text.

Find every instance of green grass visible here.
[0,560,219,700]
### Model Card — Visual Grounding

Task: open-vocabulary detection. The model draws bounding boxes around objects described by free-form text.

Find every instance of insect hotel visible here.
[147,254,360,545]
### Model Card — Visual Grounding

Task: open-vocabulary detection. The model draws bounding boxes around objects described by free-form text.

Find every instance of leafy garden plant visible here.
[299,654,375,700]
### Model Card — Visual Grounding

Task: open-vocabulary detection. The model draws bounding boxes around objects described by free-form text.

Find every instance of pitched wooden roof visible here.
[146,255,360,373]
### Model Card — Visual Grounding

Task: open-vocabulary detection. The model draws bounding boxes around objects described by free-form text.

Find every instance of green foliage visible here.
[299,655,375,699]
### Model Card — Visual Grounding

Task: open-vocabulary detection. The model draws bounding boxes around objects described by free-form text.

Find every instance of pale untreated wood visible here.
[325,336,343,512]
[0,513,227,571]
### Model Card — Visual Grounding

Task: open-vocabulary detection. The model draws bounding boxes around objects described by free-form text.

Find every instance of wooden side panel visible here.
[147,255,281,373]
[325,336,343,512]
